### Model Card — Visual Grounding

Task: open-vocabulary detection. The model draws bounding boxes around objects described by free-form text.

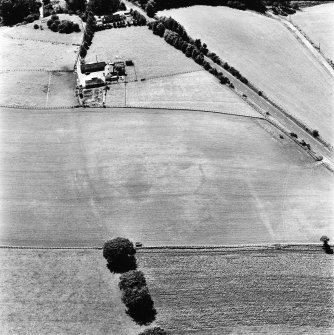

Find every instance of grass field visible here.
[0,248,332,334]
[292,2,334,60]
[159,6,334,144]
[138,249,334,334]
[87,26,201,79]
[4,14,83,45]
[125,71,260,116]
[0,28,78,71]
[1,107,333,247]
[0,249,146,335]
[0,71,76,107]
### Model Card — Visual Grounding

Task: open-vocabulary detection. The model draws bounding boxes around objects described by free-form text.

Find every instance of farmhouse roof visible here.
[85,77,105,88]
[81,62,106,73]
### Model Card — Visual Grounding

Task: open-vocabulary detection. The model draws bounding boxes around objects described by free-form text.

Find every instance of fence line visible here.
[0,69,73,73]
[3,32,81,46]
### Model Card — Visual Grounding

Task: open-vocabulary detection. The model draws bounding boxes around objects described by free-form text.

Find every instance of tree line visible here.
[149,16,250,87]
[130,0,267,17]
[103,237,169,334]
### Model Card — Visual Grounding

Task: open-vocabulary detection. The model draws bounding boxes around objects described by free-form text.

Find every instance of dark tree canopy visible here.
[103,237,137,273]
[119,270,147,291]
[0,0,41,25]
[87,0,120,15]
[65,0,86,12]
[122,287,156,325]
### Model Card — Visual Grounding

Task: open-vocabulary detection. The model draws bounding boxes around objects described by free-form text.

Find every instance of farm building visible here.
[81,62,106,74]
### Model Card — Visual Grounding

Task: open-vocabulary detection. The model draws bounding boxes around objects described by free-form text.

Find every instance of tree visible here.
[312,129,319,138]
[138,327,169,335]
[122,286,156,325]
[65,0,86,12]
[146,0,156,17]
[88,0,120,15]
[0,0,41,25]
[103,237,137,273]
[152,22,165,37]
[185,44,194,57]
[119,270,147,291]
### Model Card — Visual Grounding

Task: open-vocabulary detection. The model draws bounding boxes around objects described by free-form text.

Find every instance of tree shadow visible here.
[126,304,157,326]
[106,255,137,273]
[323,242,333,254]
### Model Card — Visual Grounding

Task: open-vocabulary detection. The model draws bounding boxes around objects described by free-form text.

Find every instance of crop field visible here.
[0,28,78,71]
[0,71,76,107]
[0,249,144,335]
[1,248,332,334]
[125,71,260,116]
[292,2,334,60]
[87,26,201,80]
[138,249,334,334]
[159,6,334,144]
[1,107,333,247]
[4,14,83,46]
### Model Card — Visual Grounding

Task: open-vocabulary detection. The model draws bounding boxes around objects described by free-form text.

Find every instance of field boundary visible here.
[0,243,328,252]
[3,32,81,46]
[0,104,264,120]
[126,68,205,82]
[0,69,73,73]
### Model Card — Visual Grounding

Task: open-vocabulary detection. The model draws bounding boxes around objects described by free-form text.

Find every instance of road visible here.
[206,56,334,167]
[123,0,155,22]
[121,1,334,170]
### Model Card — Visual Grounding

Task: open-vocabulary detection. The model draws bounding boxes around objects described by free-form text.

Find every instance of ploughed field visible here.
[292,2,334,60]
[0,249,144,335]
[158,6,334,144]
[1,248,333,334]
[1,107,333,247]
[138,249,334,334]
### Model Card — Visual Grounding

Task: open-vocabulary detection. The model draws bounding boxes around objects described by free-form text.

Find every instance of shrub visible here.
[119,270,147,291]
[79,46,87,58]
[312,129,319,138]
[73,23,80,32]
[103,237,137,273]
[25,14,38,23]
[290,132,298,138]
[50,22,59,31]
[138,327,169,335]
[47,19,53,27]
[51,14,59,21]
[33,23,39,29]
[203,61,211,71]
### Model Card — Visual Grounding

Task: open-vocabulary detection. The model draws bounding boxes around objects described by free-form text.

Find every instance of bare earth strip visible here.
[159,6,334,144]
[0,249,332,334]
[138,250,334,334]
[292,3,334,61]
[0,107,333,247]
[125,71,261,117]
